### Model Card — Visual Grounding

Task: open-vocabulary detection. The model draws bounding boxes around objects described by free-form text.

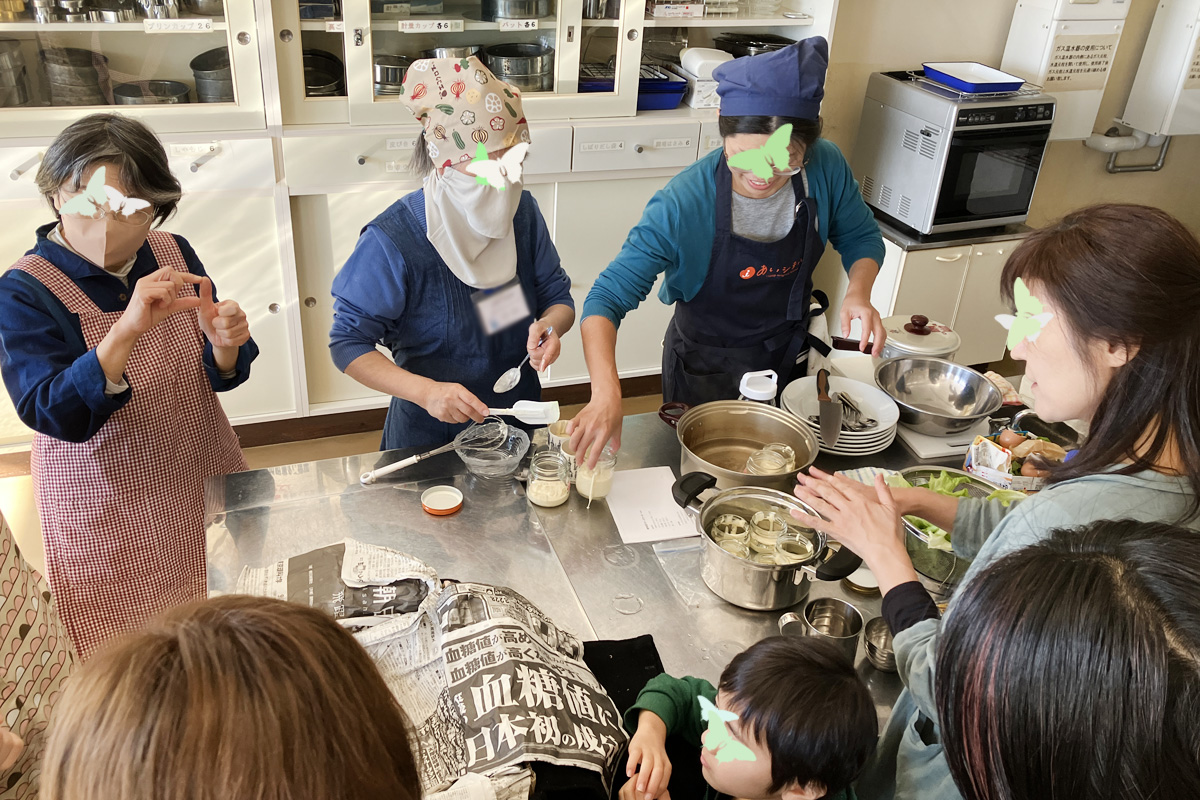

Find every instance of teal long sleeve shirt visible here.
[581,140,886,328]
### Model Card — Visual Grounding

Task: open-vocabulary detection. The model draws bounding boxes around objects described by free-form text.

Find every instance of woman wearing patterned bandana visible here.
[330,56,575,451]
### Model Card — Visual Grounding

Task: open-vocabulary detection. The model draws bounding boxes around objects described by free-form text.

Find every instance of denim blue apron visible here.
[371,192,542,451]
[662,155,828,405]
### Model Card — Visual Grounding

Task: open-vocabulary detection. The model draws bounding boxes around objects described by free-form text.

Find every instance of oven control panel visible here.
[956,104,1055,127]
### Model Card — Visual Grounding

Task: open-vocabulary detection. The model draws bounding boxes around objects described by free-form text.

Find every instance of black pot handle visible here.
[815,544,863,581]
[658,401,690,429]
[672,472,717,509]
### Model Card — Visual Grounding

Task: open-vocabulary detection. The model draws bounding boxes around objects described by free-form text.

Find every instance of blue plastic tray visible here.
[922,62,1024,94]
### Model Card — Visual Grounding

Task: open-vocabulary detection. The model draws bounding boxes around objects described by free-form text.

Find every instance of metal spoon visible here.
[492,325,554,394]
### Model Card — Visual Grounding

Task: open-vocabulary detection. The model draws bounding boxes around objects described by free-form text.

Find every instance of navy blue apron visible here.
[371,193,542,451]
[662,155,828,405]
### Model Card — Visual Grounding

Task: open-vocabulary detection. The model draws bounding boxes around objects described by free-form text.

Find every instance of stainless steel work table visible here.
[205,412,958,725]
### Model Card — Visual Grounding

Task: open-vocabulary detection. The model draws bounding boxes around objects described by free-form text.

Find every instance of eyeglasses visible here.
[60,204,155,226]
[722,152,803,178]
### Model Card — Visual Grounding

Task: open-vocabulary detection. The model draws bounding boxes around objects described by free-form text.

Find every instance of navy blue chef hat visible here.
[713,37,828,120]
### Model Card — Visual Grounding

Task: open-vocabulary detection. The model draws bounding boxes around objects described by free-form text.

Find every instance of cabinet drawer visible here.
[283,131,424,193]
[893,245,972,326]
[525,124,573,176]
[571,120,700,172]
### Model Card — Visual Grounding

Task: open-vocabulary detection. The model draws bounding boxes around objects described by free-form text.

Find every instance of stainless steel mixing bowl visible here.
[874,356,1003,436]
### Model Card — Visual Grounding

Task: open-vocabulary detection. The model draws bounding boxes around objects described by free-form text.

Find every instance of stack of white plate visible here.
[780,375,900,456]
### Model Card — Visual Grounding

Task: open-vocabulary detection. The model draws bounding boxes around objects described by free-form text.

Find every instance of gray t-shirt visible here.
[730,187,795,243]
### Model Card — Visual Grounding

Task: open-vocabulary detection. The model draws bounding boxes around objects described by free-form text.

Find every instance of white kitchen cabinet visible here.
[872,234,1025,367]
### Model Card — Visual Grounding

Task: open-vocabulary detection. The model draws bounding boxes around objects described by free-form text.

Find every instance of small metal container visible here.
[422,45,479,59]
[781,597,864,664]
[113,79,190,104]
[304,48,345,97]
[481,0,548,20]
[40,47,109,85]
[673,472,862,611]
[373,53,410,85]
[482,42,553,93]
[875,356,1004,436]
[864,616,896,672]
[185,0,222,14]
[57,0,87,12]
[190,47,231,78]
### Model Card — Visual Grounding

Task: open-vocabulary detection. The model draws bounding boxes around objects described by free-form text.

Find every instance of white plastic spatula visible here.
[487,400,561,425]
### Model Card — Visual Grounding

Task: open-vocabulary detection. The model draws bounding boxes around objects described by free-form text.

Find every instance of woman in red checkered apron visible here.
[0,115,257,660]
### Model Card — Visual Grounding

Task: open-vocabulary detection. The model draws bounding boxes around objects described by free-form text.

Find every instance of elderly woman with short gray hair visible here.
[0,113,258,659]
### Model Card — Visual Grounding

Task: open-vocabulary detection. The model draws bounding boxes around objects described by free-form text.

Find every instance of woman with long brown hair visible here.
[40,596,422,800]
[793,203,1200,800]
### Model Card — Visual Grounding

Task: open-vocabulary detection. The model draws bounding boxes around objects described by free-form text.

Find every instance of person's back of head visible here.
[717,635,877,799]
[936,519,1200,800]
[40,595,422,800]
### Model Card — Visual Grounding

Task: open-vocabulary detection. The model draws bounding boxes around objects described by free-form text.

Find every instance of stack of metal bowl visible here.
[136,0,181,17]
[482,42,553,93]
[114,79,190,104]
[190,47,233,102]
[89,0,137,20]
[481,0,548,21]
[26,0,59,22]
[304,49,344,97]
[0,39,31,107]
[57,0,89,20]
[373,53,410,96]
[41,47,111,106]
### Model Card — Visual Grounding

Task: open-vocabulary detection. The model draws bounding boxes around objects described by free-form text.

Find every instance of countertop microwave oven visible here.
[853,70,1057,235]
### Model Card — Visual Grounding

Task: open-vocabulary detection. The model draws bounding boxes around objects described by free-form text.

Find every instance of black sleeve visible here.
[881,581,940,635]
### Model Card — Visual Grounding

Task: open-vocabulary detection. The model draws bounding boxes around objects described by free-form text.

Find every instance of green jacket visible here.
[624,673,854,800]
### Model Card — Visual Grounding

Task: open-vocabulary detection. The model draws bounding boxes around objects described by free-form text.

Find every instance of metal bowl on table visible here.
[874,356,1003,436]
[373,53,410,85]
[422,45,480,59]
[114,79,190,104]
[864,616,896,672]
[481,0,549,20]
[483,42,553,92]
[659,400,817,492]
[457,426,529,479]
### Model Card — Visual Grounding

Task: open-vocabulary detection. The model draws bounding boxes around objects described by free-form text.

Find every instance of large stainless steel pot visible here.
[832,314,961,361]
[673,473,862,611]
[659,400,818,491]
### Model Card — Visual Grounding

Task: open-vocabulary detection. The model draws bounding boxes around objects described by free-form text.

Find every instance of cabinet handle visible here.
[934,253,965,262]
[279,28,294,42]
[304,297,317,308]
[9,152,41,181]
[357,155,367,165]
[269,303,281,314]
[190,151,218,172]
[635,145,644,154]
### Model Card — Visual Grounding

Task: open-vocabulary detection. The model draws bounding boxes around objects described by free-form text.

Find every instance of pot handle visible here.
[658,401,690,429]
[672,472,717,510]
[815,544,863,582]
[830,336,864,352]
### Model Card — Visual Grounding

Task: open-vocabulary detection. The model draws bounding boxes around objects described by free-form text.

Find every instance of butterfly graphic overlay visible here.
[698,695,757,764]
[58,166,152,221]
[726,124,795,181]
[464,142,531,191]
[994,277,1054,351]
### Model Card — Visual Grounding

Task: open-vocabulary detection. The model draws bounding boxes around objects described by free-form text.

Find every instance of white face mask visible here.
[424,166,523,289]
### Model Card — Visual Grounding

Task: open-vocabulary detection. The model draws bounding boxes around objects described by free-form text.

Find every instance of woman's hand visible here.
[621,711,672,800]
[567,388,623,469]
[0,729,24,772]
[527,318,560,371]
[114,267,204,339]
[198,277,251,349]
[793,467,919,594]
[421,381,488,424]
[840,291,887,356]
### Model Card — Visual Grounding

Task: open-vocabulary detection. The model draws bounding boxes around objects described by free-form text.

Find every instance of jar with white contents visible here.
[575,445,617,501]
[526,450,571,508]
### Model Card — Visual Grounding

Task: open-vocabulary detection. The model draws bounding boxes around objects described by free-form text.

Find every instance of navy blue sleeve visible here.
[525,194,574,315]
[329,226,409,372]
[173,235,258,392]
[0,272,129,443]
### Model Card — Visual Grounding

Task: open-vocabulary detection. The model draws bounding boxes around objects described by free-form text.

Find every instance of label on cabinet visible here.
[383,3,411,13]
[325,20,345,32]
[169,142,219,157]
[399,18,464,32]
[386,137,418,150]
[144,18,213,32]
[385,161,407,173]
[579,141,625,152]
[498,18,538,30]
[653,137,692,149]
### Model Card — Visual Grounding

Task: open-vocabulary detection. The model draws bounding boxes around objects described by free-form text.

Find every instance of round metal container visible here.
[674,473,862,611]
[863,616,896,672]
[483,42,553,92]
[875,356,1004,436]
[185,0,222,13]
[879,314,961,360]
[374,82,402,96]
[195,77,234,102]
[56,0,87,12]
[41,48,108,85]
[48,83,109,105]
[304,48,345,96]
[373,53,410,84]
[661,400,818,492]
[481,0,549,20]
[422,45,480,59]
[113,79,190,104]
[190,47,231,79]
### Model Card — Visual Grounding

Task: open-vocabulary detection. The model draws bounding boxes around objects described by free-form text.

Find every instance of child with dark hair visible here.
[619,636,877,800]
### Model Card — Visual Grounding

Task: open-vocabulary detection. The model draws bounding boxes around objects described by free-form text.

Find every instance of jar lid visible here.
[739,369,778,402]
[881,314,961,357]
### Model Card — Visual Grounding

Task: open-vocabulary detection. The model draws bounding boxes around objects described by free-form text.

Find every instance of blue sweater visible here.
[582,140,886,327]
[328,189,573,373]
[0,224,258,444]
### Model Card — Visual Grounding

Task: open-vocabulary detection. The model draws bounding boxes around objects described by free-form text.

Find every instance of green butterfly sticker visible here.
[726,124,794,181]
[995,277,1054,351]
[698,695,757,764]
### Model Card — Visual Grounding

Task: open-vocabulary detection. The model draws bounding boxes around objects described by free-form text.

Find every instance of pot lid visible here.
[881,314,961,356]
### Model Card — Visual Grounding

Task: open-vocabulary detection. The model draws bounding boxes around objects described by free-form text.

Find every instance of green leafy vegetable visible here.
[893,471,973,552]
[985,489,1026,508]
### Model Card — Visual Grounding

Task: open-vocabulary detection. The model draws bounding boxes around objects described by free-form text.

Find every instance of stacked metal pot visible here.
[0,39,30,107]
[190,47,233,103]
[41,47,112,106]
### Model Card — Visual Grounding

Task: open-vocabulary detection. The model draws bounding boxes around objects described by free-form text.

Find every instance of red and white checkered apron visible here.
[12,231,247,660]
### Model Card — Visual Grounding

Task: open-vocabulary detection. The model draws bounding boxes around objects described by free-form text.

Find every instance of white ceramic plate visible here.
[794,417,898,447]
[819,430,897,457]
[782,375,901,432]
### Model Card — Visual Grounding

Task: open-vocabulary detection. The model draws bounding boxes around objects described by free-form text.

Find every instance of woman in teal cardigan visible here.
[568,37,886,464]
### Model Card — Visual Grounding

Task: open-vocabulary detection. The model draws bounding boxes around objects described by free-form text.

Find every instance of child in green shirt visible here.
[618,636,876,800]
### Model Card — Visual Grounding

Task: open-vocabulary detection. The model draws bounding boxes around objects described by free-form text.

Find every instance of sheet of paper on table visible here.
[606,466,702,545]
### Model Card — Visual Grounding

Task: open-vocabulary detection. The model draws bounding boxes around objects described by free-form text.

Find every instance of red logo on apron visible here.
[739,267,756,280]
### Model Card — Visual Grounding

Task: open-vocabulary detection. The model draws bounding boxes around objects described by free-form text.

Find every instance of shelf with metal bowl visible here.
[0,18,227,29]
[367,14,558,31]
[641,11,812,27]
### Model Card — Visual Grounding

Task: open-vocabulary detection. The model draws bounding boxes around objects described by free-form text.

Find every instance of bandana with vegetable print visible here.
[399,55,531,169]
[995,278,1054,351]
